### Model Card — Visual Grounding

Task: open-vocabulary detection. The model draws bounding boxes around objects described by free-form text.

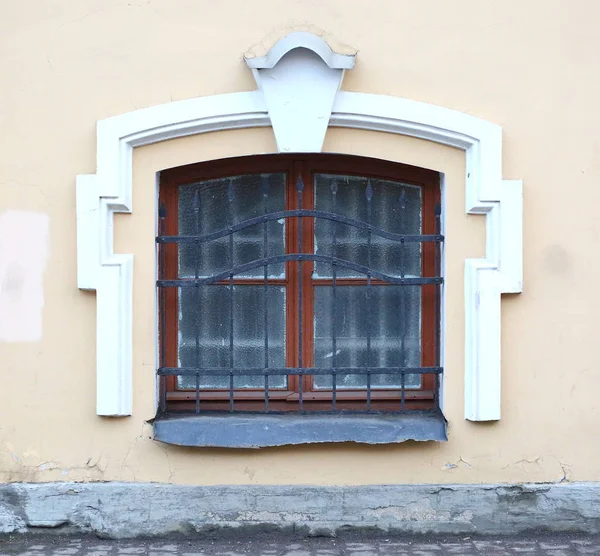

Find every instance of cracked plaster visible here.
[2,483,600,538]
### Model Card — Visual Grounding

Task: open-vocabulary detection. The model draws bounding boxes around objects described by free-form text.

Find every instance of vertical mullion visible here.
[400,237,406,411]
[296,175,304,412]
[193,190,201,414]
[228,179,235,412]
[158,203,167,413]
[365,180,373,411]
[263,175,270,413]
[284,166,298,399]
[399,190,407,411]
[331,179,338,412]
[398,188,407,410]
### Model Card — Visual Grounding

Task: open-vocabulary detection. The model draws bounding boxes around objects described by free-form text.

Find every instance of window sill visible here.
[152,412,447,448]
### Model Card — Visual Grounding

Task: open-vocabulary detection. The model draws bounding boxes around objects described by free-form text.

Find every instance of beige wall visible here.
[1,0,599,485]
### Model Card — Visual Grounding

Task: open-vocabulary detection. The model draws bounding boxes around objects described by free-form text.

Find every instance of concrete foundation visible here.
[1,482,599,539]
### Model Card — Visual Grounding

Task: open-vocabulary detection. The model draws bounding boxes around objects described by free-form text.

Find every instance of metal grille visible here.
[157,174,444,415]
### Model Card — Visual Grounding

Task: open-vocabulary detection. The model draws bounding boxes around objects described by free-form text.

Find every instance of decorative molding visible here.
[76,33,522,419]
[330,93,523,421]
[246,32,355,153]
[76,92,270,416]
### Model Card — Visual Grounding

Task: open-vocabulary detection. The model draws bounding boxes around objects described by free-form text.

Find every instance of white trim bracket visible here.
[76,32,522,420]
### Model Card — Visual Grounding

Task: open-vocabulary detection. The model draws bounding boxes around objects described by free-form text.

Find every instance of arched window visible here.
[157,154,442,414]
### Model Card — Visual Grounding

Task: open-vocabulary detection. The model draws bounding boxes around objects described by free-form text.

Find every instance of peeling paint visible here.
[0,441,109,483]
[442,456,472,470]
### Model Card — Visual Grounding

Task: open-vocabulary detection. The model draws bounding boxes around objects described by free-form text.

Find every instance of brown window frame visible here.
[159,154,440,413]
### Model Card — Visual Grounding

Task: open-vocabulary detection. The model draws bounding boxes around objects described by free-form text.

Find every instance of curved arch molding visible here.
[76,33,522,421]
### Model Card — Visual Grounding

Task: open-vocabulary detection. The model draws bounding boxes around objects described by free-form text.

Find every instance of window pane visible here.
[178,173,286,279]
[313,285,421,389]
[177,285,286,389]
[314,174,422,279]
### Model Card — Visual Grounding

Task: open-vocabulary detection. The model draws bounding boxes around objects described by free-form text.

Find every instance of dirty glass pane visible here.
[178,173,286,279]
[314,174,422,279]
[177,286,286,389]
[313,285,421,389]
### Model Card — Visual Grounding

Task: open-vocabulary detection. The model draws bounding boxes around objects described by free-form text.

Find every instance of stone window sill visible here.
[152,412,447,448]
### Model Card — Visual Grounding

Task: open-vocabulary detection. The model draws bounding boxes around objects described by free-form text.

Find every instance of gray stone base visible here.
[2,482,600,538]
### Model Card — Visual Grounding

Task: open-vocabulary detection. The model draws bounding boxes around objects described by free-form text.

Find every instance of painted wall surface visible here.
[0,0,598,485]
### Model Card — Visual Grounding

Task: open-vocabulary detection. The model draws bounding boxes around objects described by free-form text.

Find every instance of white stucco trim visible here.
[76,92,270,416]
[76,36,522,419]
[247,35,355,153]
[249,49,347,153]
[330,93,523,421]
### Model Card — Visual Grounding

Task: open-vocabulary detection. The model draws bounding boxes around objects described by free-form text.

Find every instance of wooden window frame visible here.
[159,154,440,413]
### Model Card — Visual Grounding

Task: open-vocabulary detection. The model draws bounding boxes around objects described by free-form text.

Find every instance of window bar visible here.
[158,202,167,413]
[365,180,374,411]
[434,202,442,409]
[330,179,338,412]
[399,190,407,411]
[195,372,200,413]
[228,179,235,412]
[262,175,270,413]
[296,175,304,412]
[193,190,201,414]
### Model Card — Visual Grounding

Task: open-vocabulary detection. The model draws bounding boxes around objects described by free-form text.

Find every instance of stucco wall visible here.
[1,0,598,485]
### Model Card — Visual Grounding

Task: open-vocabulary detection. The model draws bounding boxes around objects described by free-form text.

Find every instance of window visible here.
[157,154,442,415]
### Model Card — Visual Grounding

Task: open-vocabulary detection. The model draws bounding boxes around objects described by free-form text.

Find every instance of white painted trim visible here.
[247,35,353,153]
[330,93,523,421]
[248,49,345,153]
[77,92,269,416]
[76,44,522,420]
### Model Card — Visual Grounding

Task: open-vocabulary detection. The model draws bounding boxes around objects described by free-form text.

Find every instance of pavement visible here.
[2,534,600,556]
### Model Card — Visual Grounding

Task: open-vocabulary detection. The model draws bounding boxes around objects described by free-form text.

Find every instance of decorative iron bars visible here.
[156,174,444,415]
